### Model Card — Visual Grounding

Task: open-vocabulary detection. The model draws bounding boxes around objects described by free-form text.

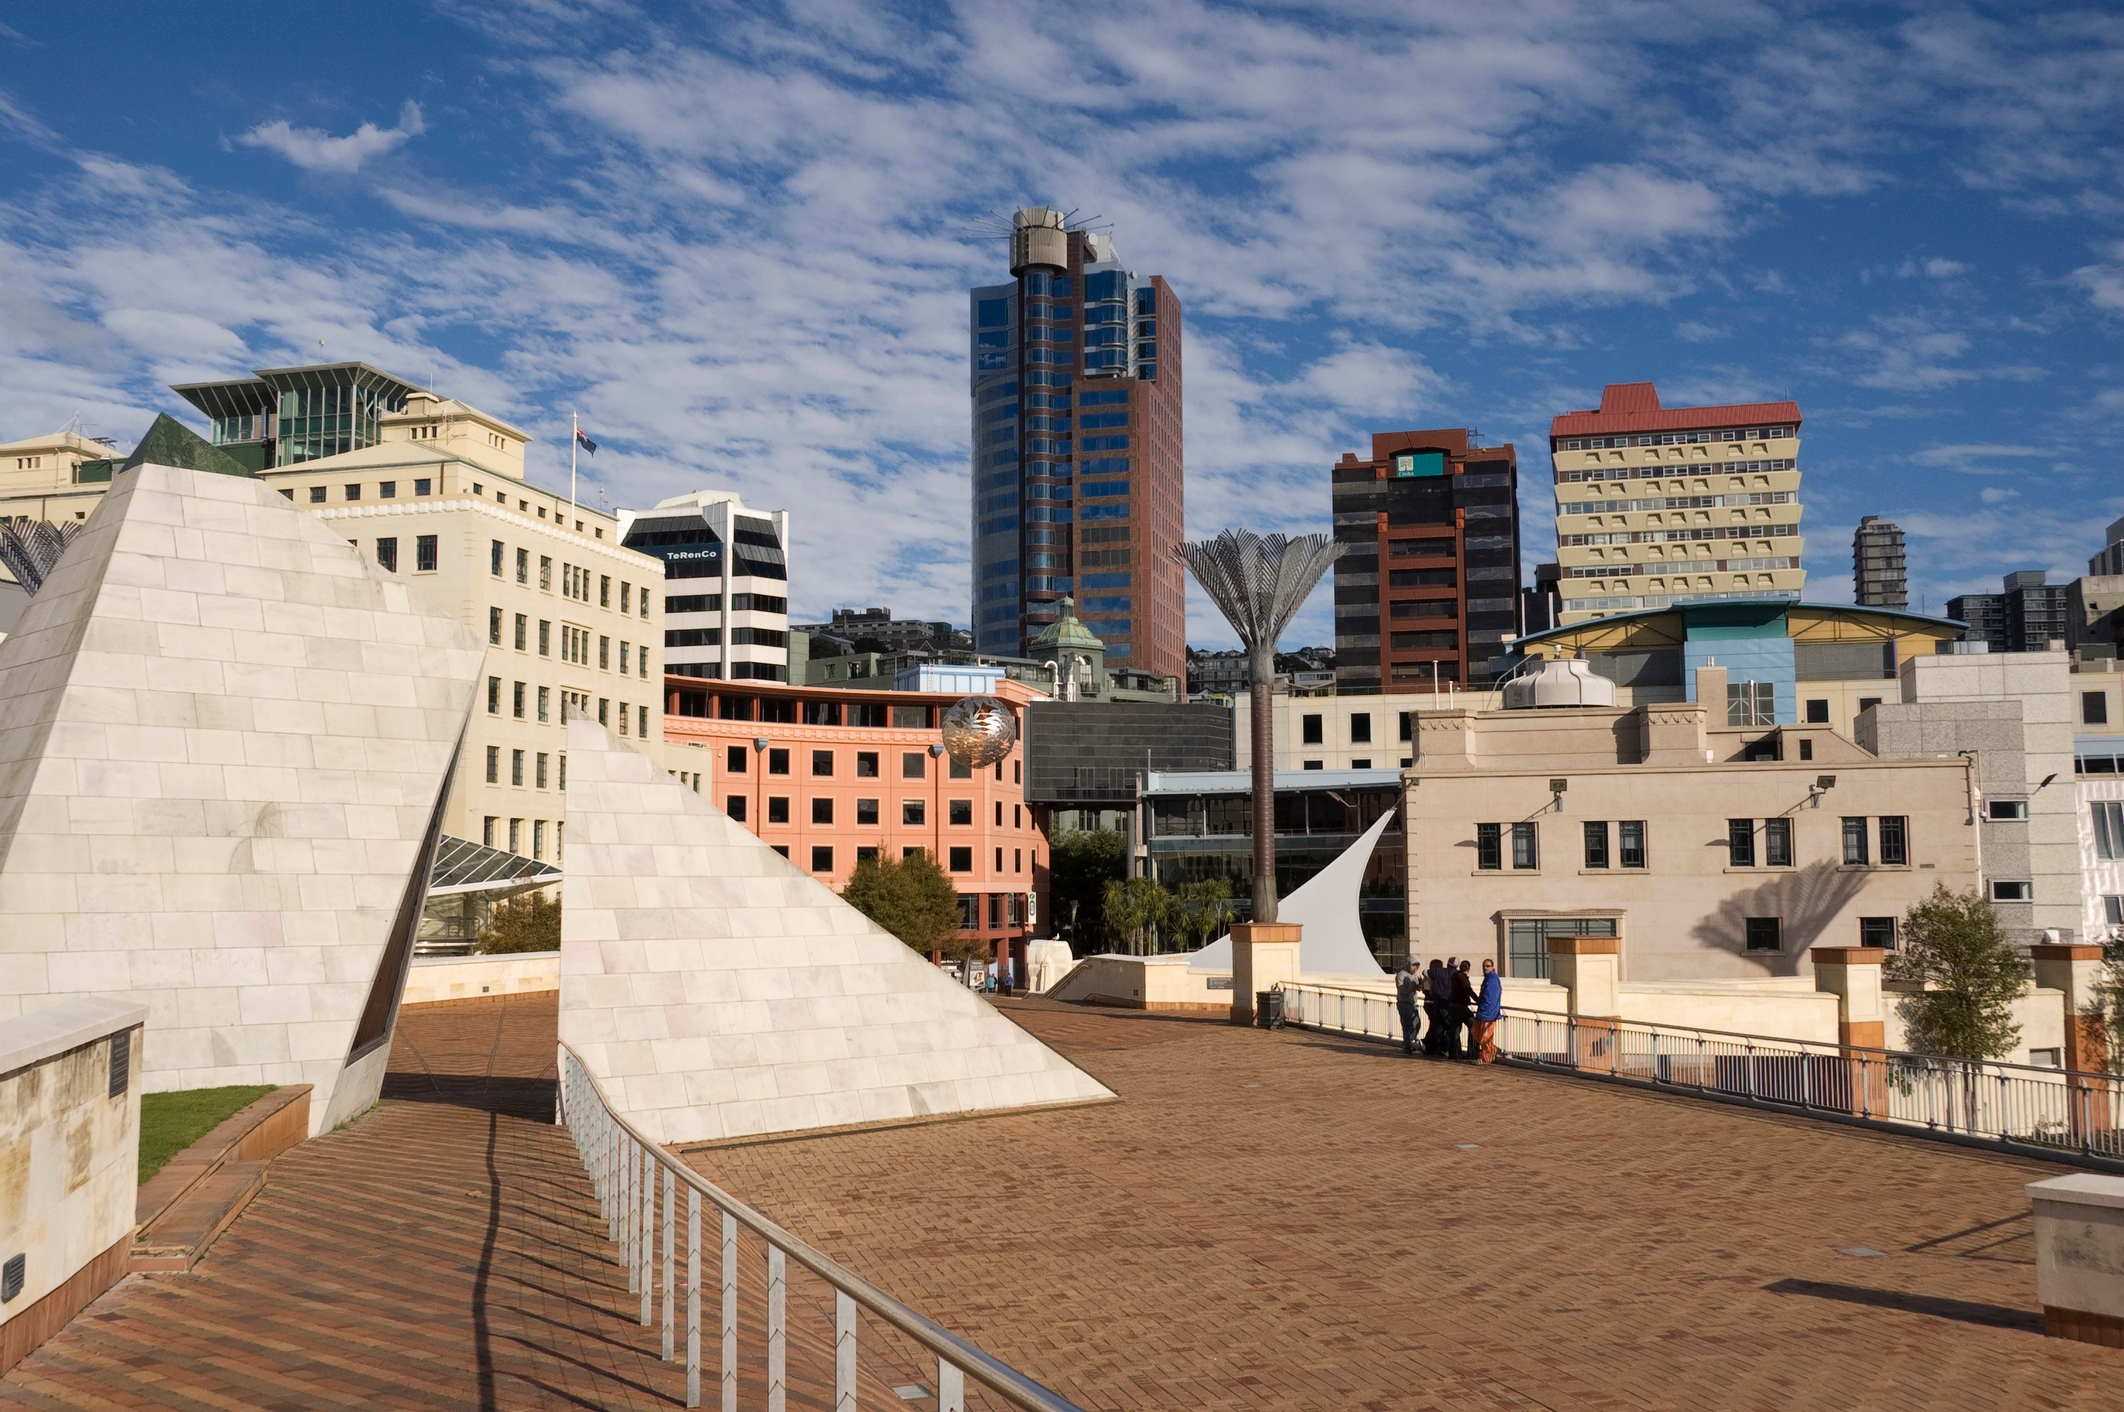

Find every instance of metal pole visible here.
[687,1189,702,1408]
[663,1169,677,1360]
[1250,665,1276,923]
[768,1245,787,1412]
[721,1211,737,1412]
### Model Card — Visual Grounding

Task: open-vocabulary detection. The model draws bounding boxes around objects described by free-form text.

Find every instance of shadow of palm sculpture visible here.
[1688,856,1873,976]
[1173,529,1342,924]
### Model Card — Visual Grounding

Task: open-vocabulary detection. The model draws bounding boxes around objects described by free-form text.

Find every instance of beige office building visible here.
[1,363,664,859]
[1550,382,1804,625]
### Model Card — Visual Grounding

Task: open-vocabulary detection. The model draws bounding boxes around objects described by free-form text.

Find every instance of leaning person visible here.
[1422,957,1450,1055]
[1395,957,1423,1055]
[1472,957,1504,1064]
[1447,959,1477,1061]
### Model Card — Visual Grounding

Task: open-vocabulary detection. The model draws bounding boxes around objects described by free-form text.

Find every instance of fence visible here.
[1274,981,2124,1169]
[557,1044,1086,1411]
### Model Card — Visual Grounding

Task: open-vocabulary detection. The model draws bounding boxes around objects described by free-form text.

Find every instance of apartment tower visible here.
[1549,383,1804,625]
[968,208,1184,679]
[1853,515,1908,609]
[621,490,790,682]
[1330,429,1520,693]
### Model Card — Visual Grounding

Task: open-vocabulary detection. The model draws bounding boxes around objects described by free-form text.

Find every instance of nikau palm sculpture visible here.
[1173,529,1343,924]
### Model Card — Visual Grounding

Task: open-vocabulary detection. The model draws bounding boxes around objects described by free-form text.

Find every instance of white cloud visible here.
[239,101,425,175]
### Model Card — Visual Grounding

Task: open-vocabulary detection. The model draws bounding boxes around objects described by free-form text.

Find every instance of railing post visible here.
[622,1136,636,1290]
[836,1290,856,1412]
[687,1188,702,1409]
[768,1245,787,1412]
[641,1151,655,1326]
[939,1360,965,1412]
[663,1166,677,1361]
[721,1211,737,1412]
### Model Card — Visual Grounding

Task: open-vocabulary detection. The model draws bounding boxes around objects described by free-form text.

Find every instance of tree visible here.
[2089,937,2124,1073]
[841,848,980,963]
[1050,828,1126,950]
[478,890,560,954]
[1887,884,2032,1059]
[1169,876,1235,952]
[1102,876,1171,955]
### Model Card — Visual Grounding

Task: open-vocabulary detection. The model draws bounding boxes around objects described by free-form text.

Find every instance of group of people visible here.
[1393,956,1503,1062]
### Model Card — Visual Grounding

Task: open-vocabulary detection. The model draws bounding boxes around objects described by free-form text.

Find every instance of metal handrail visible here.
[1274,981,2124,1169]
[558,1042,1086,1412]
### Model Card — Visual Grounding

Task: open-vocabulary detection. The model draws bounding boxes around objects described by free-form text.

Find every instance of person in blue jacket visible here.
[1471,957,1504,1064]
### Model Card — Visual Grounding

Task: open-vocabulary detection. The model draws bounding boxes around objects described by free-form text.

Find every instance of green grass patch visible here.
[139,1085,274,1185]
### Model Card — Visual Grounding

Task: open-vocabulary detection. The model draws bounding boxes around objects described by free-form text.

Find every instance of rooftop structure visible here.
[1853,515,1908,609]
[1549,383,1804,625]
[620,489,789,683]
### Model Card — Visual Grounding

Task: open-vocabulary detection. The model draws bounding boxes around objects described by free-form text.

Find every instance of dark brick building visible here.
[1330,429,1520,693]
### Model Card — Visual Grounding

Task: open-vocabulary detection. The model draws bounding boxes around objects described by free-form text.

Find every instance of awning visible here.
[427,834,561,898]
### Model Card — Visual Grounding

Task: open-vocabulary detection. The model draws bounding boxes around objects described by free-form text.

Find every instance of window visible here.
[1858,697,1882,714]
[949,755,973,780]
[1399,712,1414,742]
[485,745,499,783]
[539,620,551,656]
[1798,738,1813,761]
[621,583,632,614]
[599,636,610,670]
[1476,823,1502,870]
[903,752,927,779]
[491,540,504,575]
[812,749,834,777]
[311,486,328,504]
[1349,713,1371,744]
[1992,880,2032,901]
[2106,895,2124,926]
[559,754,567,790]
[727,795,747,822]
[415,478,431,496]
[536,752,549,789]
[772,845,789,859]
[601,575,611,607]
[1765,817,1792,867]
[375,537,398,572]
[516,548,529,583]
[597,698,608,725]
[812,798,833,825]
[767,796,790,824]
[1583,821,1609,869]
[1842,816,1869,866]
[488,677,500,714]
[856,798,879,826]
[949,799,973,826]
[489,607,503,645]
[1511,821,1538,870]
[537,686,549,723]
[1302,714,1323,745]
[620,642,631,674]
[515,613,528,651]
[1619,820,1646,869]
[1745,917,1782,952]
[1879,815,1907,866]
[995,801,1004,827]
[1506,917,1615,979]
[513,681,526,719]
[726,745,747,774]
[2029,1048,2063,1069]
[1859,916,1897,950]
[2087,692,2111,726]
[768,748,789,775]
[1988,799,2027,820]
[380,480,397,499]
[949,846,973,872]
[1727,681,1775,727]
[483,816,496,847]
[810,846,834,873]
[903,800,926,826]
[893,705,930,728]
[2097,802,2124,860]
[511,749,525,786]
[1303,761,1323,770]
[855,751,879,778]
[509,819,522,854]
[345,484,362,501]
[1805,699,1830,724]
[1728,818,1756,867]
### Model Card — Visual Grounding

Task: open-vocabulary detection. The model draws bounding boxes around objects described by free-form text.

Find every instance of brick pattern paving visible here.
[682,999,2124,1412]
[0,995,902,1411]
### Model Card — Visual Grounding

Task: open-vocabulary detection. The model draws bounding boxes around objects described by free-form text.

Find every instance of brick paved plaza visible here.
[4,991,2121,1410]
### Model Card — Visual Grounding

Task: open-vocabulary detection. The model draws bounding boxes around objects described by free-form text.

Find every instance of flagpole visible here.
[569,411,578,526]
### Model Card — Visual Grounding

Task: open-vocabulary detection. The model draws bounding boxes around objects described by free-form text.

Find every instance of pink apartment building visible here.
[663,675,1047,975]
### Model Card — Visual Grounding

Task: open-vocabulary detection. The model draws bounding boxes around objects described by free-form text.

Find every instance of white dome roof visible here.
[1501,656,1618,709]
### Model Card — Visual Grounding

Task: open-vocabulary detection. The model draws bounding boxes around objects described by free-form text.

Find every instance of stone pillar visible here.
[2032,943,2109,1074]
[1547,936,1620,1069]
[1810,946,1886,1049]
[1812,945,1888,1117]
[2031,1174,2124,1346]
[1230,922,1302,1026]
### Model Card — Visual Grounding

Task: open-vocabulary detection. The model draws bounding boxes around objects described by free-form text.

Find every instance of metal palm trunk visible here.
[0,516,87,596]
[1173,529,1342,924]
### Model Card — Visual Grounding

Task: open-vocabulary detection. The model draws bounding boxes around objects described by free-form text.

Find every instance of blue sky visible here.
[4,2,2124,650]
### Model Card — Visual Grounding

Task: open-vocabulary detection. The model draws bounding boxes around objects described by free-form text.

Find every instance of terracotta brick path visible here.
[683,999,2124,1412]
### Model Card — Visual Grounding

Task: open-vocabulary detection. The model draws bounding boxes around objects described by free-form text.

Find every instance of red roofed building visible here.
[1548,383,1804,625]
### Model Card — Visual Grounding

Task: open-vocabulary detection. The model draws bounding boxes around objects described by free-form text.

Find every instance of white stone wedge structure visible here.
[0,463,483,1134]
[559,718,1114,1145]
[1189,807,1395,977]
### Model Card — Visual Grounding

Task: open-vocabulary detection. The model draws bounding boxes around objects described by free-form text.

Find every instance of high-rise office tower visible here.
[1950,570,2067,653]
[2090,516,2124,577]
[1549,383,1804,625]
[968,208,1184,678]
[1853,515,1908,609]
[1330,428,1520,693]
[620,490,790,682]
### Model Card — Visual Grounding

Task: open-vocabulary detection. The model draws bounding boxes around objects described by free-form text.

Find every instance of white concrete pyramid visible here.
[0,464,483,1132]
[559,719,1114,1144]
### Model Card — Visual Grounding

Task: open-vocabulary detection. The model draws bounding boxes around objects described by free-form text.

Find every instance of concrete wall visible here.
[1881,983,2069,1069]
[1,999,143,1372]
[401,951,560,1006]
[1044,954,1234,1012]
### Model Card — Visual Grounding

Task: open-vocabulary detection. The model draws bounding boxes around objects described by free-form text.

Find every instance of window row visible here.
[482,814,559,861]
[486,678,648,736]
[290,477,434,504]
[723,794,1020,831]
[1476,821,1647,871]
[490,541,651,619]
[1558,428,1793,450]
[361,535,438,574]
[777,843,1024,879]
[1727,815,1906,868]
[486,746,565,790]
[490,612,650,678]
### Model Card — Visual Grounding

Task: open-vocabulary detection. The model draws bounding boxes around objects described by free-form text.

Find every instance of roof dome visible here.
[1501,656,1617,709]
[1029,596,1104,653]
